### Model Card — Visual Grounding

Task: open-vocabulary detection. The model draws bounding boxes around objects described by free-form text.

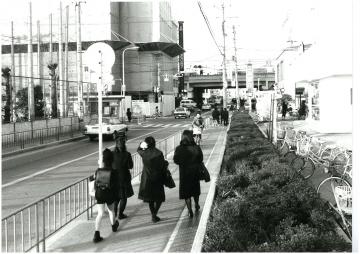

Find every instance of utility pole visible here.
[76,1,84,117]
[58,1,64,117]
[28,2,35,121]
[37,20,44,117]
[64,5,69,116]
[232,25,239,110]
[49,14,53,63]
[221,3,227,109]
[11,21,16,122]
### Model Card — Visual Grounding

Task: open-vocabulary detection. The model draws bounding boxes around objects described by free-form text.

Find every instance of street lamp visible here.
[122,46,140,96]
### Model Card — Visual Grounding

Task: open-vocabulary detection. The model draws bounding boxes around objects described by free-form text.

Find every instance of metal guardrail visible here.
[2,125,82,151]
[1,130,182,252]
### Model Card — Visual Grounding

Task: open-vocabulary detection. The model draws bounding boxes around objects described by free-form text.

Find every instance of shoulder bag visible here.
[198,162,210,182]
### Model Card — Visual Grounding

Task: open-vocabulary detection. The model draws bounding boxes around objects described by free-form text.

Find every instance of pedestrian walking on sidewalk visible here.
[281,101,288,119]
[173,130,203,218]
[90,148,119,243]
[137,136,168,223]
[219,107,223,125]
[222,108,229,126]
[112,131,134,220]
[212,107,220,125]
[126,108,132,123]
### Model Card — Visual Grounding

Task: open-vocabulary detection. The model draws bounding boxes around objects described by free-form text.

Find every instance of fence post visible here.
[57,127,60,141]
[31,120,34,140]
[42,200,46,252]
[13,122,16,143]
[35,203,40,252]
[86,178,89,220]
[70,117,73,137]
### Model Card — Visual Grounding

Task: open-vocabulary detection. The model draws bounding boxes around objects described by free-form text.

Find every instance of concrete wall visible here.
[2,117,80,135]
[161,94,175,116]
[317,75,352,133]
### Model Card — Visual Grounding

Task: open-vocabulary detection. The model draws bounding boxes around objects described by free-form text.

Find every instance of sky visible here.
[0,0,353,72]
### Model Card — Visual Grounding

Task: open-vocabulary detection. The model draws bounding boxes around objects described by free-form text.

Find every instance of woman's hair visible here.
[145,136,156,148]
[180,130,196,146]
[115,138,127,152]
[103,148,114,166]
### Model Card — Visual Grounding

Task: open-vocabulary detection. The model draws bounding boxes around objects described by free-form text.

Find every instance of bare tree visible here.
[48,63,58,118]
[2,67,12,122]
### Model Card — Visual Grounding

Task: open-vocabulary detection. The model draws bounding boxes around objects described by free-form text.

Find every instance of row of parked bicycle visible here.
[276,126,352,240]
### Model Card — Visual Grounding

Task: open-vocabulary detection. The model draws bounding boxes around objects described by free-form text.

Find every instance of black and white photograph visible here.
[1,0,359,252]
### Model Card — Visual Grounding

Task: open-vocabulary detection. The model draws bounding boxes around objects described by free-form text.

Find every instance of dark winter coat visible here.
[222,110,229,121]
[90,167,116,205]
[112,149,134,200]
[173,143,203,199]
[212,109,220,120]
[137,146,167,202]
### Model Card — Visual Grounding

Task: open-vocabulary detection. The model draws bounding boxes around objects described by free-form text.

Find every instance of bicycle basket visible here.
[334,186,352,215]
[277,129,286,139]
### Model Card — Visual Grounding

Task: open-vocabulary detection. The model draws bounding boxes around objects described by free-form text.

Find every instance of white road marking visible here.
[171,124,181,128]
[162,124,172,128]
[142,124,154,127]
[181,124,190,128]
[153,124,164,127]
[2,128,164,188]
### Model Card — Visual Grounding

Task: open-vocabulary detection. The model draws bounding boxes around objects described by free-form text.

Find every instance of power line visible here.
[197,1,223,56]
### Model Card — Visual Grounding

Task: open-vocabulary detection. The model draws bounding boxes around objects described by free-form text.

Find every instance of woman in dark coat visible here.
[137,136,168,222]
[173,130,203,217]
[112,133,134,220]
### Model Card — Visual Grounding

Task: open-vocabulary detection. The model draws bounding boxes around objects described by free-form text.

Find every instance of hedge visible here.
[203,111,351,252]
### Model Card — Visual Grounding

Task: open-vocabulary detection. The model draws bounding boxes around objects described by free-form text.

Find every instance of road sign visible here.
[84,42,115,73]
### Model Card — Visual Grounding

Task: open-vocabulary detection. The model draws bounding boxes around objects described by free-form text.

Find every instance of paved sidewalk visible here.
[258,119,352,150]
[45,126,227,252]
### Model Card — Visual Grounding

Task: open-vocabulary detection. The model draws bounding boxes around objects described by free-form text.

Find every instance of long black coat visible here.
[112,149,134,199]
[137,147,167,202]
[173,144,203,199]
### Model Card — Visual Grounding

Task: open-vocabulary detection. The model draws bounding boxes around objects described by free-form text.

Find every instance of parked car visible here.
[174,107,191,119]
[84,117,128,141]
[180,99,197,109]
[202,104,212,110]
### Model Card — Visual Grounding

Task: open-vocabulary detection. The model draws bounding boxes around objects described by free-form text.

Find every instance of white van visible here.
[180,99,197,108]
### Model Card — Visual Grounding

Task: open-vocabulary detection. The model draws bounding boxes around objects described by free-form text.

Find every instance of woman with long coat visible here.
[137,136,168,222]
[173,130,203,217]
[112,133,134,220]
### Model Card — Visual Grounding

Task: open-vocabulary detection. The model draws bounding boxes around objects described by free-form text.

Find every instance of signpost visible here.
[84,43,115,168]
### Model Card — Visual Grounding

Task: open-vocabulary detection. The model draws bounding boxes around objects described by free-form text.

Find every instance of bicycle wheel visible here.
[332,152,348,175]
[299,158,315,179]
[279,142,290,156]
[290,156,305,172]
[317,177,352,239]
[283,151,296,163]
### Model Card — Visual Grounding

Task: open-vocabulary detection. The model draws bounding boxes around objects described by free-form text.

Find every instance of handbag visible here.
[89,179,95,197]
[198,162,210,182]
[163,168,176,188]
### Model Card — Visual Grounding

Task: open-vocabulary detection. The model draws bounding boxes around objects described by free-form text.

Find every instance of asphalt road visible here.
[1,115,201,217]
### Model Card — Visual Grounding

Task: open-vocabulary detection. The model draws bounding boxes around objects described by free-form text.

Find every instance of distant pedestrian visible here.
[281,101,288,119]
[222,108,229,126]
[126,108,132,123]
[219,108,224,125]
[174,130,203,217]
[137,136,168,223]
[212,108,220,125]
[298,101,308,120]
[90,148,119,243]
[112,131,134,220]
[251,98,257,112]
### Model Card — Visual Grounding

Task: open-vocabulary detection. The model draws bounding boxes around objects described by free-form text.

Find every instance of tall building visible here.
[1,1,183,117]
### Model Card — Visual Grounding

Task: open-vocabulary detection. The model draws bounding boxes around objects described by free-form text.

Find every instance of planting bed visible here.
[202,111,351,252]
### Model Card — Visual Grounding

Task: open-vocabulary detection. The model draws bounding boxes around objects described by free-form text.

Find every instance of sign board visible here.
[84,42,115,73]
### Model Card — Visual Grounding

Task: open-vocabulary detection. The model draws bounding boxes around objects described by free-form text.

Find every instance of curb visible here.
[2,135,87,158]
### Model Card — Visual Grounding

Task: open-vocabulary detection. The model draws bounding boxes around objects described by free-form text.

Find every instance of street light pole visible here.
[121,46,139,121]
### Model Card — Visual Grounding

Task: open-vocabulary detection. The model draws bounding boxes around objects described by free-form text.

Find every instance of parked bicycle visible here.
[316,153,352,240]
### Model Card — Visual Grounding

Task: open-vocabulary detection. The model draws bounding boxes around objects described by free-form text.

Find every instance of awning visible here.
[135,42,185,57]
[1,40,131,54]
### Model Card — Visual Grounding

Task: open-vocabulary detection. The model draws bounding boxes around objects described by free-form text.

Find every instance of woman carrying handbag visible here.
[173,130,204,217]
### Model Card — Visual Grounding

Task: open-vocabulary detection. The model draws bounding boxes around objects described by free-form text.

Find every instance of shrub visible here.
[203,111,351,252]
